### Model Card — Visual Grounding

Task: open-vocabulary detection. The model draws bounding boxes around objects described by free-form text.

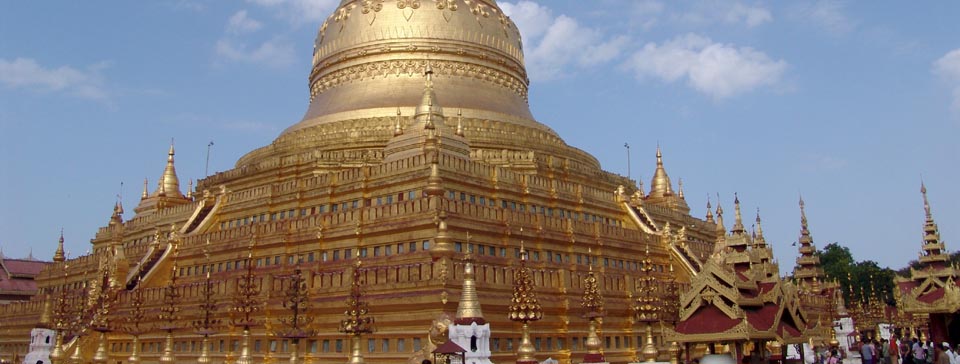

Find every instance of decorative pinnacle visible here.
[53,229,66,262]
[456,108,464,136]
[705,196,715,223]
[678,178,684,199]
[508,235,542,323]
[394,107,403,136]
[921,180,931,219]
[731,193,745,233]
[141,178,149,199]
[456,255,485,321]
[755,208,765,242]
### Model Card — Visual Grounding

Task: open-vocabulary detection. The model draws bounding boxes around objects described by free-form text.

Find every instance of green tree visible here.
[817,243,896,306]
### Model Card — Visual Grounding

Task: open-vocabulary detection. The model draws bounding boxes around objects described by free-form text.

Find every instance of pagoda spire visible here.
[53,229,66,262]
[141,178,148,200]
[648,145,674,198]
[456,255,485,323]
[715,195,726,235]
[918,181,949,268]
[509,241,542,364]
[754,209,765,246]
[156,140,184,199]
[793,196,826,289]
[705,197,715,224]
[731,193,745,234]
[677,178,685,199]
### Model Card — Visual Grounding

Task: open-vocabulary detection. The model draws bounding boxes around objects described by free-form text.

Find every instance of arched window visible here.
[470,335,478,352]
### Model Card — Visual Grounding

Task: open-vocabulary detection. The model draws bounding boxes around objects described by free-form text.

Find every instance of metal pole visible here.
[624,143,631,179]
[205,141,214,177]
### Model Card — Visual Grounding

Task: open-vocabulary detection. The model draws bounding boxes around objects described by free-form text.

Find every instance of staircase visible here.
[125,245,166,290]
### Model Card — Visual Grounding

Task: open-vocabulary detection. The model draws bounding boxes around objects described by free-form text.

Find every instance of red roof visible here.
[2,259,47,276]
[676,305,740,335]
[745,304,779,331]
[433,340,466,354]
[918,287,945,304]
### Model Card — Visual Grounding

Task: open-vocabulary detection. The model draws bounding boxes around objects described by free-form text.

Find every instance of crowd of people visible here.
[816,336,960,364]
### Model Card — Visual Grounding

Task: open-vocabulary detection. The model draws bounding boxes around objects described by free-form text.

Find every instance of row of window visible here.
[107,334,669,355]
[453,242,669,273]
[220,191,422,230]
[177,241,431,278]
[447,190,624,227]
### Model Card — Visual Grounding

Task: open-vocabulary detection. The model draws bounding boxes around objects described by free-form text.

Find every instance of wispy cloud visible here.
[0,57,111,102]
[214,10,295,68]
[934,48,960,112]
[624,33,787,99]
[214,38,296,68]
[675,1,773,28]
[791,1,856,35]
[246,0,337,26]
[501,1,628,81]
[227,10,263,34]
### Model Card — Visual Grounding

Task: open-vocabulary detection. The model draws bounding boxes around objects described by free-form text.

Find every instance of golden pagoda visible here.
[0,1,717,363]
[791,197,841,346]
[895,182,959,343]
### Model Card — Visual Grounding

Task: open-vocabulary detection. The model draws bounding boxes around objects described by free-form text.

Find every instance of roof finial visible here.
[921,179,931,219]
[648,145,674,198]
[799,194,809,233]
[731,193,745,233]
[456,108,464,137]
[155,140,184,199]
[187,179,194,199]
[715,193,725,233]
[141,177,149,199]
[678,178,684,199]
[755,208,765,242]
[705,196,715,223]
[394,107,403,136]
[53,229,66,262]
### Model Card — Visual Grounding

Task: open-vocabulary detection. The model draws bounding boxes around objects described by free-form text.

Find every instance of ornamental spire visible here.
[53,229,66,262]
[156,140,184,199]
[648,145,674,199]
[731,193,745,234]
[705,197,715,224]
[456,254,485,323]
[715,195,725,235]
[754,208,766,246]
[918,181,949,268]
[141,178,149,200]
[415,63,444,127]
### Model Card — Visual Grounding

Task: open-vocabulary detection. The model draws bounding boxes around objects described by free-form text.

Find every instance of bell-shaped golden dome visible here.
[238,0,601,171]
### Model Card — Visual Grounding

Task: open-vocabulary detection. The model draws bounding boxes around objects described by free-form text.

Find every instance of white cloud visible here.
[629,0,664,30]
[793,1,856,34]
[501,1,628,81]
[0,57,110,102]
[674,1,772,29]
[723,3,773,28]
[247,0,337,25]
[625,34,787,99]
[215,38,296,68]
[934,48,960,111]
[227,10,263,34]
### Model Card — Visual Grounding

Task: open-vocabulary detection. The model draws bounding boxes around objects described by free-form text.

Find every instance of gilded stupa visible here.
[0,1,718,363]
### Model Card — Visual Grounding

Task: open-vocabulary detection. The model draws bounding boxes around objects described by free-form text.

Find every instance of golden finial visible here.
[393,107,403,136]
[677,178,684,199]
[456,253,485,321]
[155,139,184,199]
[141,177,149,199]
[715,193,725,233]
[921,179,931,219]
[755,208,765,243]
[648,144,674,198]
[731,193,745,233]
[705,196,715,224]
[187,179,193,199]
[456,108,464,136]
[53,229,66,262]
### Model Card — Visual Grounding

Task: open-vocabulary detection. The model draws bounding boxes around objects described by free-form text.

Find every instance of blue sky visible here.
[1,1,958,274]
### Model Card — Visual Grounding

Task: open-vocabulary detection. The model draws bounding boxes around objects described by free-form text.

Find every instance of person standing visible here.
[890,336,901,364]
[863,339,877,364]
[936,345,950,364]
[914,338,927,364]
